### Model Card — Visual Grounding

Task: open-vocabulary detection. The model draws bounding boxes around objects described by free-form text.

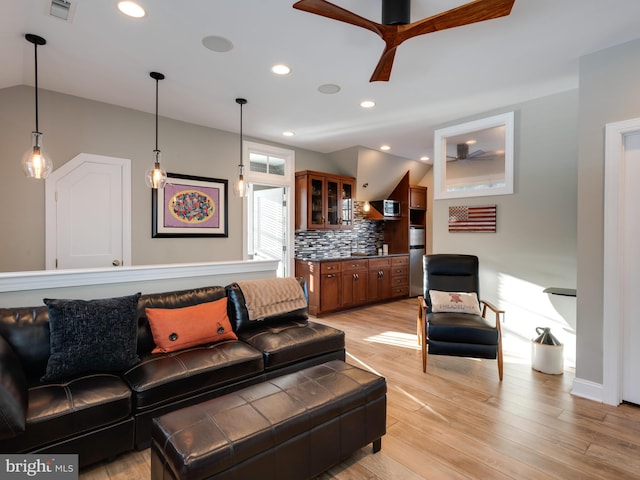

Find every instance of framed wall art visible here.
[448,204,497,233]
[152,173,228,238]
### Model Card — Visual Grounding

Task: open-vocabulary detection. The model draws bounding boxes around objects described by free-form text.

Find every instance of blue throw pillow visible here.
[41,293,141,381]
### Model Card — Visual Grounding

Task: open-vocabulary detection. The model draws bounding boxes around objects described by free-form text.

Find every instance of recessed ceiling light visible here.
[117,1,145,18]
[271,64,291,75]
[282,131,295,137]
[318,84,340,94]
[202,36,233,53]
[420,156,430,161]
[360,100,375,108]
[380,145,390,151]
[465,139,477,145]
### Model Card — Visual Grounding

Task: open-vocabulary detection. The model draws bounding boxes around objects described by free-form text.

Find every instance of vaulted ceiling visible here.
[3,0,640,161]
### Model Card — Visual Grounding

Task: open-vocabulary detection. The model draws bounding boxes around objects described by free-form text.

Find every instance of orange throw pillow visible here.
[146,298,237,354]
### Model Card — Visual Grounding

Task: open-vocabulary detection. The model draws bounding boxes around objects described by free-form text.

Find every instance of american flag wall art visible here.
[448,205,497,233]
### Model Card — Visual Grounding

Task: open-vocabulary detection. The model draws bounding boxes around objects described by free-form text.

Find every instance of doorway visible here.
[248,184,288,277]
[603,118,640,405]
[242,141,295,278]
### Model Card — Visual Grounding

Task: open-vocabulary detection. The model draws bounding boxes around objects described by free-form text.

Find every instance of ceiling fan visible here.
[447,143,502,161]
[292,0,516,82]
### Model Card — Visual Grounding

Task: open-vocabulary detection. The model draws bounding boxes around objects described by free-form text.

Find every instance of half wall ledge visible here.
[0,260,279,307]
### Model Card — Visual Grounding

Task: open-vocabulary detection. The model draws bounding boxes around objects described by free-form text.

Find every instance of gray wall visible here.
[0,86,337,272]
[577,38,640,384]
[432,90,579,360]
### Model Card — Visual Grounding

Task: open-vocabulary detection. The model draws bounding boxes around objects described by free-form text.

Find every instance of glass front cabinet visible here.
[295,171,355,231]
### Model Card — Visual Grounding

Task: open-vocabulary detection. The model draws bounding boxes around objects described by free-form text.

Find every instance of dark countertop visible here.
[295,253,408,263]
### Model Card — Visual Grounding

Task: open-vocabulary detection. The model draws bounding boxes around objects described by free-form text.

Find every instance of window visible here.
[249,152,286,176]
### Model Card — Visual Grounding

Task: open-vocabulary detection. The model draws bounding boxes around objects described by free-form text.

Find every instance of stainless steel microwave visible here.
[370,199,401,217]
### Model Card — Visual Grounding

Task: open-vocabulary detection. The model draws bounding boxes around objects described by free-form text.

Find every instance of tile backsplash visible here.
[295,201,385,259]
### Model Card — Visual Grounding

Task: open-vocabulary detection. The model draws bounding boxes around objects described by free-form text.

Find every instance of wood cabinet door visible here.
[340,178,355,229]
[368,266,391,301]
[410,187,427,209]
[342,270,368,307]
[324,176,341,229]
[320,272,341,312]
[308,174,326,229]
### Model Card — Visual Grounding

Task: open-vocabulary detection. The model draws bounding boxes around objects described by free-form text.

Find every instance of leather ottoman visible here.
[150,360,387,480]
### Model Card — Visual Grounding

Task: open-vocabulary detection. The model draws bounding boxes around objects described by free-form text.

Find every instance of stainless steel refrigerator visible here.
[409,227,425,297]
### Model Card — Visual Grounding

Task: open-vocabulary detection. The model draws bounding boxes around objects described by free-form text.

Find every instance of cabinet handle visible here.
[327,266,335,270]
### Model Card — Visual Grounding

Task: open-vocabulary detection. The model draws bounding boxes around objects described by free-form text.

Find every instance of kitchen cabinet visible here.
[341,259,368,308]
[295,171,355,231]
[320,262,341,312]
[409,185,427,228]
[368,258,391,302]
[295,259,341,315]
[295,255,409,315]
[390,256,410,297]
[409,186,427,209]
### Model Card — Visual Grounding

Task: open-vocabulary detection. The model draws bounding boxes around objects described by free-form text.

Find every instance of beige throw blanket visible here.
[237,278,307,321]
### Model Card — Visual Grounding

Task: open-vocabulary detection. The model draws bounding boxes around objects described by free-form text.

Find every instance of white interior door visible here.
[45,153,131,270]
[622,132,640,404]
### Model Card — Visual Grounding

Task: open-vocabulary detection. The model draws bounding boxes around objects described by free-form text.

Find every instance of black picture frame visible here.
[152,173,228,238]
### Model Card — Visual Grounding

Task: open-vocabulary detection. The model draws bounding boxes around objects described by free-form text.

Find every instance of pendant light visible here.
[22,34,53,180]
[233,98,248,198]
[145,72,168,189]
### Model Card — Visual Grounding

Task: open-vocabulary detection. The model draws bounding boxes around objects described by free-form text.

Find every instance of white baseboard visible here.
[571,378,605,403]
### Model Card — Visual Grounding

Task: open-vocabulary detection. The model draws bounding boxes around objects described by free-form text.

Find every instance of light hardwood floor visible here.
[81,298,640,479]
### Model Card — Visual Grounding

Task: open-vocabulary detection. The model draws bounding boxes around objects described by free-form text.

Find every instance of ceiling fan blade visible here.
[293,0,383,38]
[468,149,486,158]
[369,44,397,82]
[293,0,515,83]
[399,0,515,41]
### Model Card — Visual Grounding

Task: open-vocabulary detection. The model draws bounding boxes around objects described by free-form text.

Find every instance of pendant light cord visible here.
[236,98,247,168]
[239,102,243,167]
[155,76,159,152]
[149,71,164,154]
[34,41,39,133]
[25,34,46,137]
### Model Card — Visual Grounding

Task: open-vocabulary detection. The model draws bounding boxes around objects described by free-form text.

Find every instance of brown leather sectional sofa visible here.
[0,278,345,468]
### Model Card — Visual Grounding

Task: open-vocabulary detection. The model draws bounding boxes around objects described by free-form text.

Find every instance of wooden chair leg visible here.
[422,320,427,373]
[497,332,504,381]
[417,296,427,373]
[416,297,423,346]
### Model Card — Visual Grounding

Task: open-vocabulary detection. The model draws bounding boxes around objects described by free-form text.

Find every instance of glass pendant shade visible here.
[22,131,53,179]
[145,150,167,189]
[233,164,247,197]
